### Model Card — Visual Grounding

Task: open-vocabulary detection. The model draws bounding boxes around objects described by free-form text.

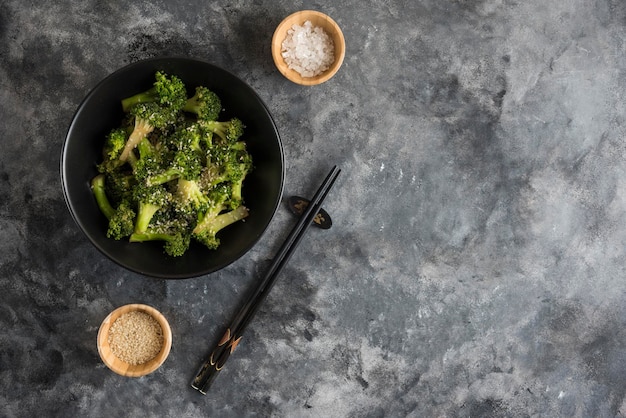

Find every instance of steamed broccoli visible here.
[199,142,252,207]
[118,71,187,162]
[91,70,254,256]
[121,71,187,112]
[183,86,222,122]
[150,151,202,186]
[129,207,192,257]
[104,172,136,205]
[91,174,136,240]
[119,102,181,162]
[132,184,172,234]
[225,143,253,207]
[91,174,115,219]
[193,205,249,250]
[199,117,245,143]
[174,178,210,217]
[145,129,203,186]
[191,183,249,250]
[107,200,136,240]
[98,128,128,174]
[129,230,191,257]
[165,123,205,154]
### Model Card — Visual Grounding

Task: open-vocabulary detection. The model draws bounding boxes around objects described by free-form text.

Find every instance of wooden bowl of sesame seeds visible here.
[97,304,172,377]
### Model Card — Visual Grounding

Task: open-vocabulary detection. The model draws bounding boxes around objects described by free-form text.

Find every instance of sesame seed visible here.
[108,310,164,365]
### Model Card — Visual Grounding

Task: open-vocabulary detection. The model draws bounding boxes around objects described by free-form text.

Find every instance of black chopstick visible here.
[191,165,341,394]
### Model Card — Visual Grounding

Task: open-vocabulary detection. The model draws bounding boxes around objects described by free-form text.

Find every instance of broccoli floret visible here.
[199,117,245,143]
[118,71,187,162]
[91,174,135,239]
[97,128,127,173]
[121,71,187,112]
[164,123,203,153]
[129,208,192,256]
[132,184,172,234]
[174,178,210,216]
[199,142,252,207]
[196,124,215,150]
[104,171,136,206]
[119,102,180,162]
[193,205,249,250]
[229,153,253,207]
[107,200,136,240]
[195,183,231,221]
[132,136,163,182]
[183,86,222,122]
[198,164,225,191]
[146,143,203,187]
[129,230,191,257]
[222,141,253,206]
[190,182,241,249]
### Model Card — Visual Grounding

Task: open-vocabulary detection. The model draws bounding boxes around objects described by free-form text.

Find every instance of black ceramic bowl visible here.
[61,57,284,279]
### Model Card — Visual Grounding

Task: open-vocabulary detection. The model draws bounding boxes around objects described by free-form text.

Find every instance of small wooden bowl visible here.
[97,304,172,377]
[271,10,346,86]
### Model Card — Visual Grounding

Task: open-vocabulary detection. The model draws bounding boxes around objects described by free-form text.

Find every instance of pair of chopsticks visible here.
[192,165,341,394]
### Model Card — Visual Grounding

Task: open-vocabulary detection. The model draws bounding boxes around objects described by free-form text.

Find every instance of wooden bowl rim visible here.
[97,303,172,377]
[271,10,346,86]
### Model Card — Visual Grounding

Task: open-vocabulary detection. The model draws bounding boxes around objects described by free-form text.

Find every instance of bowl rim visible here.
[61,57,285,279]
[271,10,346,86]
[97,303,173,377]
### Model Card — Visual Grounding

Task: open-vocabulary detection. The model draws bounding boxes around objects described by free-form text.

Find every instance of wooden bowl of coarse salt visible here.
[97,304,172,377]
[271,10,346,86]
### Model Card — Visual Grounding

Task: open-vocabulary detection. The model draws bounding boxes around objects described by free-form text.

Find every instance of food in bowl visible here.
[91,70,252,257]
[271,11,345,86]
[281,20,335,77]
[108,310,164,366]
[61,57,284,279]
[97,304,172,377]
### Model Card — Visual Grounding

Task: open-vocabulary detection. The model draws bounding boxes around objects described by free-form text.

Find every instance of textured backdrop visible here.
[2,0,626,416]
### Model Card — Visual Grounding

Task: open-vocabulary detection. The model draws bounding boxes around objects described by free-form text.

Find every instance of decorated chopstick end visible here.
[191,328,243,394]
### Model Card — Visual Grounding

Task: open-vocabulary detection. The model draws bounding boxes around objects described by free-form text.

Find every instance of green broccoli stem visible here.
[91,174,115,219]
[129,232,174,242]
[202,121,229,141]
[176,178,208,209]
[211,205,249,231]
[146,169,182,187]
[134,202,160,234]
[126,148,138,169]
[194,205,248,235]
[231,180,244,205]
[182,98,201,115]
[177,178,202,197]
[129,231,189,257]
[193,203,226,233]
[119,117,155,162]
[137,136,155,157]
[121,88,158,112]
[182,86,222,121]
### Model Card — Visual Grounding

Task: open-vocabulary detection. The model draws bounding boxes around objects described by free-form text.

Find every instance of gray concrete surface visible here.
[2,0,626,416]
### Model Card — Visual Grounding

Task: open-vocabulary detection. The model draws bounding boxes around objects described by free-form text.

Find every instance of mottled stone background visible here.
[2,0,626,416]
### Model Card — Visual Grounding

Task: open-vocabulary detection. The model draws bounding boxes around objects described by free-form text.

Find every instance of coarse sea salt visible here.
[281,20,335,78]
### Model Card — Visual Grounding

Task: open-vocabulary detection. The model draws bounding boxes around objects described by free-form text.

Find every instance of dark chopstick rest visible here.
[191,166,341,394]
[288,196,332,229]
